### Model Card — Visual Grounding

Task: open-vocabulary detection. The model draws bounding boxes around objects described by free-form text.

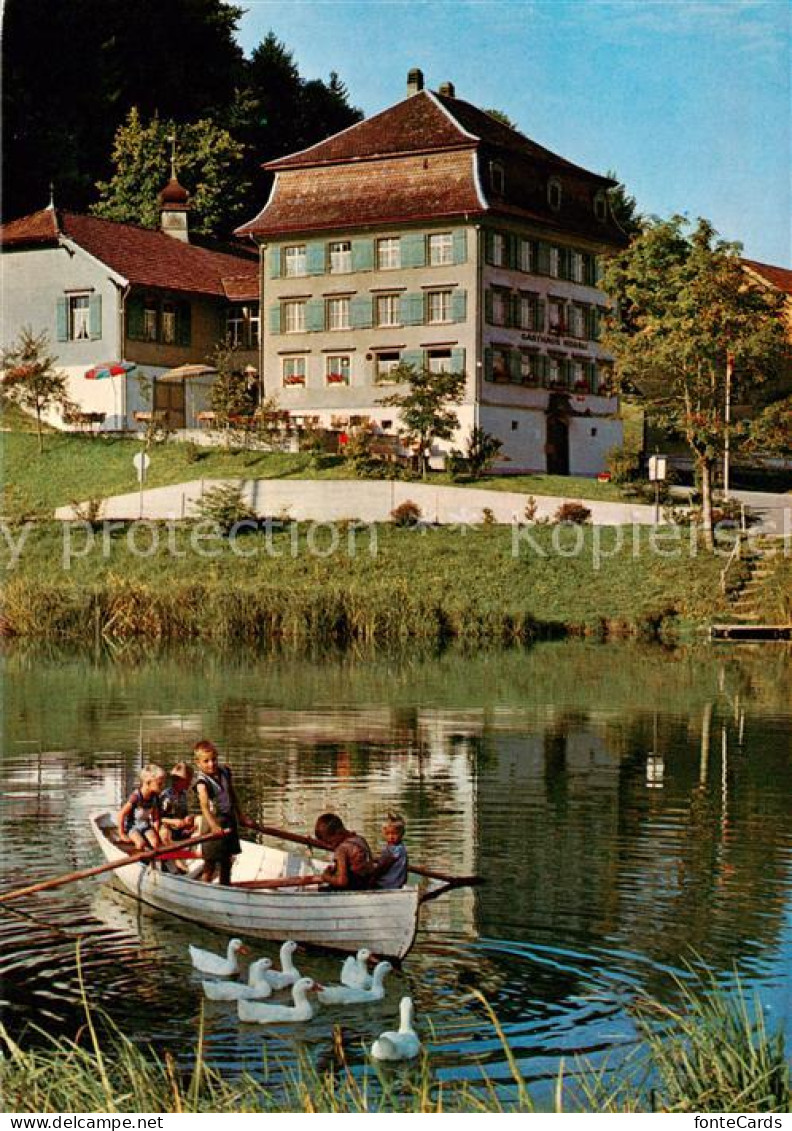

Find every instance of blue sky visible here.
[232,0,790,267]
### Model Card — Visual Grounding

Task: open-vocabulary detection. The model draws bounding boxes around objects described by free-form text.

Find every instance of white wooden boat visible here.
[89,812,434,959]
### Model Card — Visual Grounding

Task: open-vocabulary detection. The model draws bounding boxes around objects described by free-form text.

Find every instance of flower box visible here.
[326,373,349,385]
[283,375,305,387]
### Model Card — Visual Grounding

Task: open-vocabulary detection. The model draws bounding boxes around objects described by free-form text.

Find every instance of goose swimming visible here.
[318,961,392,1006]
[371,996,422,1061]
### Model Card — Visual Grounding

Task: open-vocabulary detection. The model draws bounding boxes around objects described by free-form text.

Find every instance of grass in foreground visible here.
[1,976,788,1114]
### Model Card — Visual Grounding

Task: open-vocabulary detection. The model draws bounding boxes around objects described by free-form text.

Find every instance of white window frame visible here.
[327,296,350,331]
[377,237,401,270]
[227,304,246,346]
[329,241,351,274]
[282,356,307,386]
[491,347,509,382]
[549,247,560,278]
[249,305,260,347]
[143,302,158,342]
[325,354,351,386]
[569,305,585,338]
[520,350,537,384]
[571,251,584,284]
[427,349,453,374]
[428,232,453,266]
[375,351,402,382]
[519,294,535,331]
[492,233,506,267]
[69,293,90,341]
[491,289,509,327]
[283,300,306,334]
[426,289,452,324]
[283,245,307,277]
[519,239,533,273]
[549,299,565,335]
[161,302,177,345]
[376,293,401,327]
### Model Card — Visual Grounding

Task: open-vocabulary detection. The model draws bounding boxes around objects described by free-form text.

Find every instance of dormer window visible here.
[594,190,608,222]
[490,161,505,196]
[548,177,562,212]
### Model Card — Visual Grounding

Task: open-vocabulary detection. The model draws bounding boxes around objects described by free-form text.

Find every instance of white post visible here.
[724,353,733,500]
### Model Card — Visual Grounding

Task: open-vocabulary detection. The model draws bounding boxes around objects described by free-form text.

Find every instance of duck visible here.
[371,996,422,1061]
[202,961,274,1002]
[340,948,373,990]
[188,938,248,977]
[237,977,318,1024]
[257,940,301,989]
[318,961,392,1006]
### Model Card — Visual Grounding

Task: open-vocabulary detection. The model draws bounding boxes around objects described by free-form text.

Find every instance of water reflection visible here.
[1,641,791,1089]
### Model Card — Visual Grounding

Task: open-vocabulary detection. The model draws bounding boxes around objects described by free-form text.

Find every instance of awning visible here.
[85,360,136,380]
[158,363,218,384]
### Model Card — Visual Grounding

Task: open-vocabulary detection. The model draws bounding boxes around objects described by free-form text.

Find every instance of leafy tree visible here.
[745,395,792,456]
[602,216,787,547]
[484,108,519,130]
[92,110,249,235]
[378,365,466,478]
[1,327,74,452]
[448,427,503,479]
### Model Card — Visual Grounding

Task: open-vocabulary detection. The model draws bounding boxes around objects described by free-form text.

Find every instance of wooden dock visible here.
[711,624,792,641]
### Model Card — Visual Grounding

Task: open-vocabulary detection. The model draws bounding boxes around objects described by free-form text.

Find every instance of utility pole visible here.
[723,352,734,500]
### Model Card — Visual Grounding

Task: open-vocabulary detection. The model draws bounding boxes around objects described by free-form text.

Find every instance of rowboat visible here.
[89,812,436,959]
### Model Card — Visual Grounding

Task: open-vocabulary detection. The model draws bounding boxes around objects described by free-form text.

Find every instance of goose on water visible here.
[318,961,392,1006]
[340,948,373,990]
[188,938,248,977]
[371,996,422,1061]
[257,940,301,989]
[237,977,318,1024]
[202,960,273,1002]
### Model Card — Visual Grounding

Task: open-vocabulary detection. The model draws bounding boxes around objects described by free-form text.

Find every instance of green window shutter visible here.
[535,298,546,332]
[268,303,282,335]
[400,233,426,269]
[400,349,422,373]
[536,242,551,275]
[351,239,374,271]
[177,301,191,346]
[484,347,494,382]
[484,230,495,265]
[559,248,572,280]
[401,293,424,325]
[350,295,373,328]
[484,289,494,324]
[450,289,467,322]
[306,242,325,275]
[583,253,596,286]
[592,307,601,340]
[452,230,468,264]
[305,299,325,332]
[269,247,281,278]
[126,295,144,340]
[509,349,522,383]
[595,256,604,284]
[511,293,523,329]
[88,294,102,340]
[507,234,519,270]
[539,354,550,383]
[450,347,466,374]
[56,297,69,341]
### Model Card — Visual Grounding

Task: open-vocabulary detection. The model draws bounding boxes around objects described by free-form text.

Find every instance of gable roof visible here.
[0,207,258,299]
[742,258,792,297]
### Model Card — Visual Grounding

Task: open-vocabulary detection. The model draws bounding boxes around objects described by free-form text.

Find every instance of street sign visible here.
[133,452,151,480]
[648,454,667,482]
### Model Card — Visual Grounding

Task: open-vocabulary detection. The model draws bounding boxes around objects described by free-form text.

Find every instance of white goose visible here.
[371,996,422,1061]
[188,938,248,977]
[340,948,373,990]
[202,960,273,1002]
[318,961,392,1006]
[237,977,317,1024]
[257,940,301,989]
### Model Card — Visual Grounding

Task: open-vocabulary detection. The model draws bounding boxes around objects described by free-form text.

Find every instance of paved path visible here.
[729,490,791,539]
[56,478,665,526]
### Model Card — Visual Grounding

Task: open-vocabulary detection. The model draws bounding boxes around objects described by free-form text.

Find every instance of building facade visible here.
[1,180,259,431]
[238,70,628,474]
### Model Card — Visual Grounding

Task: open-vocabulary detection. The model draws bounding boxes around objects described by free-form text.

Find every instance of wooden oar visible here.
[0,830,226,905]
[241,820,485,888]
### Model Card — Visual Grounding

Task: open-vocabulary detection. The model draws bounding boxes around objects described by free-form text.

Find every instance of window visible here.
[518,293,536,331]
[491,347,509,382]
[377,237,401,270]
[518,239,534,273]
[227,304,260,347]
[283,245,307,277]
[549,246,560,277]
[327,296,350,330]
[428,233,453,266]
[283,300,306,333]
[594,190,608,222]
[143,301,158,342]
[249,305,260,347]
[571,252,584,284]
[511,420,519,431]
[426,289,452,324]
[490,288,509,326]
[492,232,506,267]
[161,302,176,345]
[326,355,351,386]
[69,294,90,340]
[549,299,566,335]
[490,161,505,196]
[329,241,351,274]
[376,293,401,327]
[282,356,307,387]
[520,350,537,384]
[375,351,402,383]
[548,177,562,211]
[427,348,452,373]
[568,305,585,338]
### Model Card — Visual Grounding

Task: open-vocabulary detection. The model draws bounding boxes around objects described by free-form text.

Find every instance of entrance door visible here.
[545,412,569,475]
[153,380,186,428]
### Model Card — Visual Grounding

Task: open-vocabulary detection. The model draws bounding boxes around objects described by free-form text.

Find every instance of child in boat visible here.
[117,764,166,851]
[313,813,376,890]
[160,762,195,844]
[193,740,247,885]
[373,811,409,890]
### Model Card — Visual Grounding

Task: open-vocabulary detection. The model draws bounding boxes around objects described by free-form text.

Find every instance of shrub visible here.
[193,483,256,536]
[481,507,497,526]
[466,427,503,479]
[523,496,538,523]
[554,501,592,525]
[390,500,422,527]
[70,496,105,527]
[606,442,643,484]
[183,441,202,464]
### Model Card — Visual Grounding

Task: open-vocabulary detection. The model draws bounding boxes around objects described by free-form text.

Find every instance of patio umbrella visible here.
[85,360,137,380]
[158,363,218,384]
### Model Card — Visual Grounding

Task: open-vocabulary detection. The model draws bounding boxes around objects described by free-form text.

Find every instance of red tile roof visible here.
[742,258,792,297]
[1,208,258,298]
[222,273,260,301]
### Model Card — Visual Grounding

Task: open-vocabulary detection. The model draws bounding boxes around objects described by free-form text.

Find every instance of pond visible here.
[2,641,791,1102]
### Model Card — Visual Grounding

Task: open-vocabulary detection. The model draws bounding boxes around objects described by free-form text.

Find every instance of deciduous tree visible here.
[378,365,466,478]
[1,327,73,452]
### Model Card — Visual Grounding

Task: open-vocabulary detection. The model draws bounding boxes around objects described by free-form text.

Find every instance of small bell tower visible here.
[159,134,190,242]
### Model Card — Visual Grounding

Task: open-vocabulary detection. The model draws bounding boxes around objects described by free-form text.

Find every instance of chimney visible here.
[438,81,455,98]
[407,68,424,96]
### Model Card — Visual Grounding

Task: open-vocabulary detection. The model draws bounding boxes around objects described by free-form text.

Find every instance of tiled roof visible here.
[1,208,258,298]
[222,273,260,301]
[742,258,792,297]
